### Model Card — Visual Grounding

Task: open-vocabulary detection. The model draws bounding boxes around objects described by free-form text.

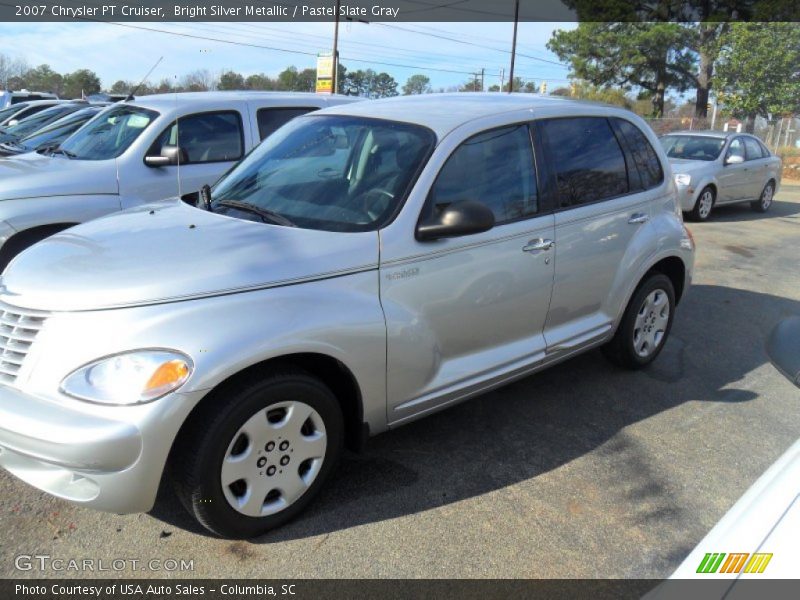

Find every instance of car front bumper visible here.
[0,383,205,514]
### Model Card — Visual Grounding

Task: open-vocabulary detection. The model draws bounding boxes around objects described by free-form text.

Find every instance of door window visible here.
[743,137,764,161]
[539,117,629,208]
[257,107,317,140]
[150,111,243,164]
[612,118,664,190]
[727,138,745,161]
[426,124,538,224]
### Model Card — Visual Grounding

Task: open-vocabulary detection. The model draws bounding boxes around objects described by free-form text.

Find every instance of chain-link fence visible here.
[645,115,800,152]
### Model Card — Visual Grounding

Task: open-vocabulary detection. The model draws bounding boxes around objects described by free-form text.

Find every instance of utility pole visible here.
[332,0,341,94]
[508,0,520,93]
[500,68,505,92]
[472,72,480,92]
[480,68,485,92]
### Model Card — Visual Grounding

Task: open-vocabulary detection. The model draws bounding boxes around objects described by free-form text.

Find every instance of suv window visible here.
[743,137,764,160]
[427,124,538,224]
[257,107,317,140]
[539,117,628,208]
[150,111,243,164]
[613,118,664,190]
[727,138,745,161]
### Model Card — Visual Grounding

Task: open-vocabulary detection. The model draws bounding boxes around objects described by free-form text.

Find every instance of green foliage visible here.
[218,71,245,91]
[715,22,800,119]
[62,69,101,98]
[344,69,398,98]
[402,74,431,95]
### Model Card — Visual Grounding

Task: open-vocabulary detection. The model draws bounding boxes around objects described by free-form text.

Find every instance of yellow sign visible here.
[316,53,333,94]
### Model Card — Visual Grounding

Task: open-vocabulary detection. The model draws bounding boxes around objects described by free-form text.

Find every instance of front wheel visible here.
[172,368,344,538]
[603,273,676,369]
[750,181,774,213]
[688,186,715,221]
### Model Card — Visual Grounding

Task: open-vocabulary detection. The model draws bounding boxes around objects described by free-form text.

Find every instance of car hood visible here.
[668,158,716,177]
[0,199,380,311]
[0,152,118,200]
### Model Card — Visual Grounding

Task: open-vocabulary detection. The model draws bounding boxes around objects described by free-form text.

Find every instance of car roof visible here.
[661,130,761,140]
[319,93,633,138]
[130,91,361,111]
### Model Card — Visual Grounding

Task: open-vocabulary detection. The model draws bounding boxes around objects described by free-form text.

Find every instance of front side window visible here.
[613,118,664,190]
[743,137,764,161]
[210,115,434,232]
[149,111,243,164]
[257,107,317,140]
[426,124,538,225]
[727,138,745,161]
[540,117,628,207]
[60,104,158,160]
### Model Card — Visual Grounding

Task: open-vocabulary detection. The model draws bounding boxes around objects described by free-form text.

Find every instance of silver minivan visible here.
[0,94,694,538]
[0,91,360,269]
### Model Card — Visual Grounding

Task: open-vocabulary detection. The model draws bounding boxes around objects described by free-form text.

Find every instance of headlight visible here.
[674,173,692,186]
[60,350,193,405]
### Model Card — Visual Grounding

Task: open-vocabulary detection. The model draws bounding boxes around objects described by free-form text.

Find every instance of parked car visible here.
[660,131,782,221]
[0,101,89,146]
[0,90,58,109]
[0,105,108,157]
[669,318,800,580]
[85,92,129,103]
[0,99,65,127]
[0,91,361,270]
[0,94,694,538]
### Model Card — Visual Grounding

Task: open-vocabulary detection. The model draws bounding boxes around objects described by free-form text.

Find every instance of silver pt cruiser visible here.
[0,94,694,538]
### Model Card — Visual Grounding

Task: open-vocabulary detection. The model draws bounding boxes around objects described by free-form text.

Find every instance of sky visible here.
[0,21,575,91]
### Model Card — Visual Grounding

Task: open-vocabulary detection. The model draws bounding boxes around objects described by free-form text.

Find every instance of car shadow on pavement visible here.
[709,199,800,222]
[149,284,800,542]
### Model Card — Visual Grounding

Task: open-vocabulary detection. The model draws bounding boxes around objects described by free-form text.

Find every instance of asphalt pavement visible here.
[2,184,800,579]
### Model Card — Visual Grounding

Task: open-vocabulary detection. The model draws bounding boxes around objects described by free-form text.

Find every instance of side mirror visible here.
[766,317,800,388]
[145,145,187,167]
[416,200,495,241]
[725,154,745,165]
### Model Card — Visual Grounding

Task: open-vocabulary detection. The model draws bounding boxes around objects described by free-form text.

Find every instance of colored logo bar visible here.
[696,552,773,574]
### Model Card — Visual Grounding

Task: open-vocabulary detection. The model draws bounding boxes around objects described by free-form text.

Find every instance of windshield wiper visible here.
[50,147,76,159]
[216,200,297,227]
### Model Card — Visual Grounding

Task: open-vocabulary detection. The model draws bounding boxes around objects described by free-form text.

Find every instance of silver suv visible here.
[0,94,694,538]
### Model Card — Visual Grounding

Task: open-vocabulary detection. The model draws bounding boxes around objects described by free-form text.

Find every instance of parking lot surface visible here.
[2,184,800,579]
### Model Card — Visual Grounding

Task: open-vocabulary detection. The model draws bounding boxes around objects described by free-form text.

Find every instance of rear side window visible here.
[612,118,664,190]
[257,107,317,140]
[539,117,629,207]
[743,137,764,160]
[151,111,243,164]
[428,124,538,224]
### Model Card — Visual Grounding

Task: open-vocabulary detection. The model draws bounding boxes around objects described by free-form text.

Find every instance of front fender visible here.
[0,194,122,233]
[679,175,718,212]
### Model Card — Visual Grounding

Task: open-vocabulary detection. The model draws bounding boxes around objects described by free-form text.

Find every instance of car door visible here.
[538,116,662,354]
[380,123,556,423]
[743,136,769,199]
[139,109,247,202]
[717,137,748,203]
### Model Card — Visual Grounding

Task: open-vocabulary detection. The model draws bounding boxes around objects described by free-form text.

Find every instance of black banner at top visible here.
[1,0,799,22]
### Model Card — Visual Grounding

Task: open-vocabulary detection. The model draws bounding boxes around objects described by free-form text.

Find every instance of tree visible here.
[372,72,399,98]
[62,69,101,98]
[402,74,431,95]
[459,77,482,92]
[715,22,800,130]
[245,73,276,90]
[548,22,696,117]
[0,53,28,89]
[218,70,245,90]
[109,80,132,94]
[181,69,214,92]
[564,80,633,109]
[21,64,63,95]
[488,84,501,92]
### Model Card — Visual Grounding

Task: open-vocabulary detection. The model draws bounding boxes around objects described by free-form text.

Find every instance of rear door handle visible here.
[522,238,555,253]
[628,213,649,224]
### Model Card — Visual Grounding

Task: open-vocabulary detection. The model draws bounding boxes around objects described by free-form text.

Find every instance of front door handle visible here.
[628,213,649,225]
[522,238,555,253]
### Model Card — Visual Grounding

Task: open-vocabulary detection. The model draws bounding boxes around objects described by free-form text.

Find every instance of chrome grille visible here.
[0,303,48,385]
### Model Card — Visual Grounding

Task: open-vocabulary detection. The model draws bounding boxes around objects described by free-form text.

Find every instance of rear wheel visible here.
[603,273,676,369]
[172,368,344,538]
[688,186,715,221]
[750,181,774,213]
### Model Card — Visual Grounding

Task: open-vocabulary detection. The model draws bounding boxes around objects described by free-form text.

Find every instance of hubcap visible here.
[220,401,327,517]
[761,185,773,209]
[633,289,670,358]
[698,191,713,218]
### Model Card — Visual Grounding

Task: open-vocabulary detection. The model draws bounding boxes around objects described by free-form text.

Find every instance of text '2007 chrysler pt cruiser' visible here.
[0,94,694,538]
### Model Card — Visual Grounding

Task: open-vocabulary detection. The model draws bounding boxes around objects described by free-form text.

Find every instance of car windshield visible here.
[660,135,726,161]
[3,104,80,139]
[210,115,435,232]
[59,104,158,160]
[21,107,102,151]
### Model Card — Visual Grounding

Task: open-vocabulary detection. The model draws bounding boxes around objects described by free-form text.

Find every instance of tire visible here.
[603,273,676,370]
[750,181,774,213]
[687,186,715,221]
[172,367,344,538]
